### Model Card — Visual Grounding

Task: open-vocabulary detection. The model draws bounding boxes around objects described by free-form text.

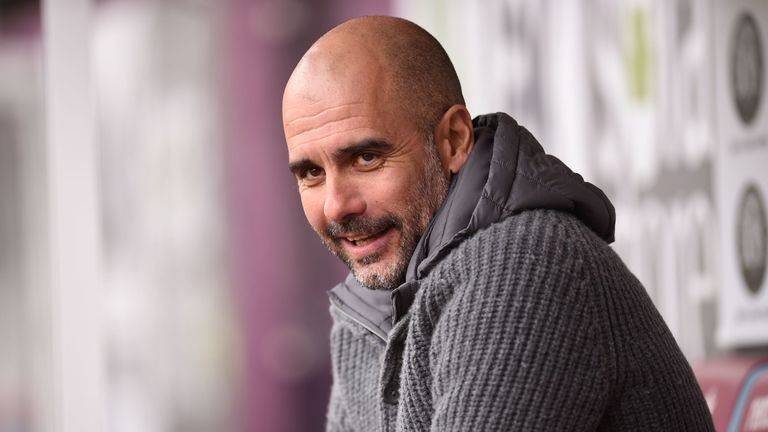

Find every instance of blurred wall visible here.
[0,3,48,431]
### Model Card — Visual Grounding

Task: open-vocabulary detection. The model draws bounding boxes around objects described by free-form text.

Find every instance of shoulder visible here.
[413,209,628,327]
[468,208,613,262]
[433,209,616,289]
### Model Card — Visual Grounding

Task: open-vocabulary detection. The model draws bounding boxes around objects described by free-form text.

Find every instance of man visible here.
[282,16,714,431]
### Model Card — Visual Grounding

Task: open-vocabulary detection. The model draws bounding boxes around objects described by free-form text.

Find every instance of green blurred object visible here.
[627,7,652,103]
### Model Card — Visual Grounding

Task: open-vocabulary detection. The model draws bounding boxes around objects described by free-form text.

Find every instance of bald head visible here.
[283,16,465,138]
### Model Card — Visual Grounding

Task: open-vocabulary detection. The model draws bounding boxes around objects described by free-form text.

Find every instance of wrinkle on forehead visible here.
[286,117,371,143]
[283,66,386,140]
[283,98,375,143]
[284,102,365,128]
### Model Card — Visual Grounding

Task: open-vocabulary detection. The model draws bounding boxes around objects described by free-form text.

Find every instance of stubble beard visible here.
[321,138,450,290]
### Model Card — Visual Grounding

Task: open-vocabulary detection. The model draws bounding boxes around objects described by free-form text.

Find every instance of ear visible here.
[434,104,474,174]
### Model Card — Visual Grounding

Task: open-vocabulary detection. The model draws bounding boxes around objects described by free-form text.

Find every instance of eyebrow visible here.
[288,158,318,176]
[333,139,394,159]
[288,139,394,175]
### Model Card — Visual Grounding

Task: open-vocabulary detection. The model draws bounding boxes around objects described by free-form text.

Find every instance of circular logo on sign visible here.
[730,12,764,125]
[737,184,767,294]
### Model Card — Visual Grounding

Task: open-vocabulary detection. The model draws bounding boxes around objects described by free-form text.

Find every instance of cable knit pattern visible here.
[326,209,714,431]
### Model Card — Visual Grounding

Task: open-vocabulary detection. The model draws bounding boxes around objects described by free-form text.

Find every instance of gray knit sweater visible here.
[325,114,714,431]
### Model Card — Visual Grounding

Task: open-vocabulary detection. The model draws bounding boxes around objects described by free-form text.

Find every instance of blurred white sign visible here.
[716,1,768,348]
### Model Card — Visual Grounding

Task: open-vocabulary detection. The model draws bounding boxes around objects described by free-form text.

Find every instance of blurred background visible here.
[0,0,766,431]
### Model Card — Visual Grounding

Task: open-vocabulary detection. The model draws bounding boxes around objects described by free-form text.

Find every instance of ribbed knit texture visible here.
[326,209,714,431]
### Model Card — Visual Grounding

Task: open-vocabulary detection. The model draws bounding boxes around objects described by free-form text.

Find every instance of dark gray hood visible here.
[328,113,615,340]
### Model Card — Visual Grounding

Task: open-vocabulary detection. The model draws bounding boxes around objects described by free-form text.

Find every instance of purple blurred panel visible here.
[220,1,297,431]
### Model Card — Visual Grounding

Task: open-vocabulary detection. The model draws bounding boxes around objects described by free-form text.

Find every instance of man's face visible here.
[284,77,450,290]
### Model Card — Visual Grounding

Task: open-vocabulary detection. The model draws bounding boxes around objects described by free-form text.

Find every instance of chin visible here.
[352,259,405,291]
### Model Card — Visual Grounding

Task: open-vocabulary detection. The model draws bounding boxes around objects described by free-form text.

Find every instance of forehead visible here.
[285,101,379,148]
[283,82,411,158]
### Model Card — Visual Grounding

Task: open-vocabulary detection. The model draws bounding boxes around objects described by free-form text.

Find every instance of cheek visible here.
[366,178,413,210]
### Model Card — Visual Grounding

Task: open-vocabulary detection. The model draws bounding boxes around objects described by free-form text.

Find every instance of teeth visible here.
[346,234,374,245]
[355,237,373,246]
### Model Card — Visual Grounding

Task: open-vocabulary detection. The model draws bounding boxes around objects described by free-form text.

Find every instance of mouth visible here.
[344,231,382,246]
[338,227,395,260]
[325,215,401,264]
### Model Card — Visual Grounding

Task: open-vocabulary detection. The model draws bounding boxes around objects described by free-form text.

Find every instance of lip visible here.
[341,227,395,260]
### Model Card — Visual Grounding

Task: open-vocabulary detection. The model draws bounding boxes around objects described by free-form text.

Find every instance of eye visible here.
[297,166,324,186]
[306,167,323,178]
[355,152,379,167]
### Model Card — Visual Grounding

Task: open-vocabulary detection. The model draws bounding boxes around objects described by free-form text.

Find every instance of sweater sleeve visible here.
[427,242,613,430]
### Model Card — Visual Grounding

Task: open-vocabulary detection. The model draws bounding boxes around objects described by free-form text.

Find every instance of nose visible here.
[323,175,366,223]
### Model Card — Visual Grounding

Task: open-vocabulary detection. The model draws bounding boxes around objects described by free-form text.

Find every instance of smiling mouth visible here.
[343,229,388,246]
[332,227,396,262]
[326,216,401,261]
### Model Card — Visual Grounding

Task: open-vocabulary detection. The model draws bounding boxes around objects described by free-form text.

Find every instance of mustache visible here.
[326,215,401,240]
